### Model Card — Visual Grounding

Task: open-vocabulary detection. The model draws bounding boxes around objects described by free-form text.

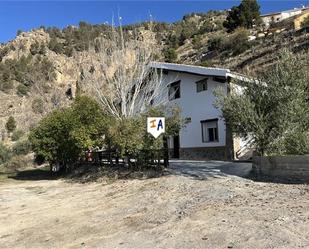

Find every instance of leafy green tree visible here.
[215,50,309,155]
[29,96,111,167]
[224,0,261,32]
[6,116,16,133]
[239,0,261,28]
[223,6,242,32]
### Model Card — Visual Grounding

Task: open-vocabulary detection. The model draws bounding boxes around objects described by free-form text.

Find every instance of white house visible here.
[150,62,249,161]
[261,6,309,28]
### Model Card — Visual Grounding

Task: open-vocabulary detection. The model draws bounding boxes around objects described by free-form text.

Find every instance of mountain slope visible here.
[0,11,308,137]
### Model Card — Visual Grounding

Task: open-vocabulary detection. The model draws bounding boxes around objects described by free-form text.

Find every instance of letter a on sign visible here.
[147,117,165,138]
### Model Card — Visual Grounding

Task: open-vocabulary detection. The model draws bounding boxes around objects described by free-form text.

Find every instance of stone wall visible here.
[179,146,232,161]
[253,155,309,180]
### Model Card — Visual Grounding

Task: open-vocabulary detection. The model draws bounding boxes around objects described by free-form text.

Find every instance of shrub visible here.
[0,46,9,62]
[164,48,178,63]
[223,28,250,55]
[48,38,64,54]
[192,35,202,49]
[301,16,309,29]
[30,42,41,55]
[11,130,24,141]
[32,98,44,114]
[0,142,12,165]
[108,106,184,157]
[16,84,29,96]
[208,35,224,51]
[0,80,13,93]
[13,140,32,155]
[3,155,30,171]
[29,96,111,167]
[199,60,213,67]
[6,116,16,133]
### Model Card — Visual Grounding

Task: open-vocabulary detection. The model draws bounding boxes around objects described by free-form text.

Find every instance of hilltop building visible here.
[261,6,309,28]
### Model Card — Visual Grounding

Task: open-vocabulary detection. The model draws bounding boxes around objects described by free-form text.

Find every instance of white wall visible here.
[162,71,228,149]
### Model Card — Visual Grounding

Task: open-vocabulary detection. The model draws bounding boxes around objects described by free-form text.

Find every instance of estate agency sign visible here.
[147,117,165,138]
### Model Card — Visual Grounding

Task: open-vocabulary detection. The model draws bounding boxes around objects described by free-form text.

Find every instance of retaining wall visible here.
[253,155,309,180]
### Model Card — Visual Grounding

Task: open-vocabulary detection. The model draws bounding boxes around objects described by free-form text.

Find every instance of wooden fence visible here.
[84,148,169,168]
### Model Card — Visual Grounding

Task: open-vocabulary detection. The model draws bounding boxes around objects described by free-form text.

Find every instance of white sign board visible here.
[147,117,165,138]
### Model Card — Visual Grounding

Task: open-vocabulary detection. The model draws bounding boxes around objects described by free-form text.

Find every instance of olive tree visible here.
[216,50,309,156]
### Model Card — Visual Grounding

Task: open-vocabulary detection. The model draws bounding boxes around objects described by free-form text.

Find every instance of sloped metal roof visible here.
[150,62,230,77]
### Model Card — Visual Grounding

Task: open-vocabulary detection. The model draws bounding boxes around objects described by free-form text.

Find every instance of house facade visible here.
[261,6,309,28]
[151,63,247,161]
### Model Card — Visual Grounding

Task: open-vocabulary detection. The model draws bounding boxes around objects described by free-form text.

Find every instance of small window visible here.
[196,78,208,92]
[201,119,219,142]
[168,80,181,100]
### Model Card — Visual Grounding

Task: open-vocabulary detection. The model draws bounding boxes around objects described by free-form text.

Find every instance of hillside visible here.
[0,10,308,137]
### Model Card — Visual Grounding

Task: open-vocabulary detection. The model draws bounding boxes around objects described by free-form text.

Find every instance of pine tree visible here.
[223,0,261,32]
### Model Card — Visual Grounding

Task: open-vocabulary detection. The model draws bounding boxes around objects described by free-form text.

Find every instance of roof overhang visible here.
[150,62,230,78]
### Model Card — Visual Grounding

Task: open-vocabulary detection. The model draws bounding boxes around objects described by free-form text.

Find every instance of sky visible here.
[1,0,309,43]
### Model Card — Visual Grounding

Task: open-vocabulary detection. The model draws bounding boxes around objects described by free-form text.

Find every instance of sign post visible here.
[147,117,165,138]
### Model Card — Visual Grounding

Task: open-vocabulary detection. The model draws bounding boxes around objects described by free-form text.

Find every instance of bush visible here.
[164,48,178,63]
[30,42,41,55]
[32,98,44,114]
[109,106,184,158]
[0,80,13,93]
[0,142,12,165]
[12,140,32,155]
[199,60,213,67]
[29,96,111,167]
[3,155,30,171]
[6,116,16,133]
[208,35,224,51]
[227,28,250,55]
[11,130,24,141]
[48,38,64,54]
[16,84,29,96]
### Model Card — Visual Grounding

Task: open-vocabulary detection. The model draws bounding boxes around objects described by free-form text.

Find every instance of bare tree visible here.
[79,22,168,119]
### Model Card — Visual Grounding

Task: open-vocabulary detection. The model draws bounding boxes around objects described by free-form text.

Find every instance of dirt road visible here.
[1,161,309,249]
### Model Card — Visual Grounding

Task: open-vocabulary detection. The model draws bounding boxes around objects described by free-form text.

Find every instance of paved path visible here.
[169,160,252,180]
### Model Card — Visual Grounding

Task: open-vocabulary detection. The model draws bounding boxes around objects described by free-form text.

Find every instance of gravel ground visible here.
[1,160,309,249]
